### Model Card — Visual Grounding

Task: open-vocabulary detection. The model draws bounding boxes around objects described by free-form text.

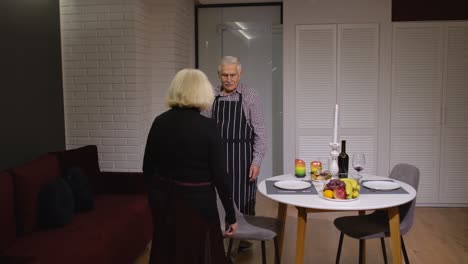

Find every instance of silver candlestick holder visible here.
[329,142,340,177]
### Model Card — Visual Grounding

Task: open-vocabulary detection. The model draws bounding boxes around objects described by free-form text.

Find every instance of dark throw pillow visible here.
[64,167,95,212]
[37,177,74,229]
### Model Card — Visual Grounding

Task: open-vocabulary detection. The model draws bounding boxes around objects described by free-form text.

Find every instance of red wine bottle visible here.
[338,140,349,175]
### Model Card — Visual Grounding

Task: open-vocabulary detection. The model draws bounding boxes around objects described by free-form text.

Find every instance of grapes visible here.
[324,179,345,191]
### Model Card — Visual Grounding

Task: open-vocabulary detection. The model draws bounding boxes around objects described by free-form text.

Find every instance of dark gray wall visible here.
[393,0,468,21]
[1,0,65,170]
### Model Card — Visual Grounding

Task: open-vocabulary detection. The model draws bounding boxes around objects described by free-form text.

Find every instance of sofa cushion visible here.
[37,177,75,229]
[0,172,16,252]
[64,167,94,212]
[3,194,152,264]
[53,145,101,180]
[10,154,61,235]
[52,145,102,195]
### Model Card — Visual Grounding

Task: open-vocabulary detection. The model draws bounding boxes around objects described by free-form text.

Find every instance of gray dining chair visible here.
[216,194,281,264]
[333,163,420,264]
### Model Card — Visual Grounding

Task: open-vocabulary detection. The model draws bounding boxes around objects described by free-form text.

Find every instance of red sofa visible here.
[0,145,152,264]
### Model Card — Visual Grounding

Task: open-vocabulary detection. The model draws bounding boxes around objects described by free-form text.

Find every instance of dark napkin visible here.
[360,180,409,194]
[266,180,318,195]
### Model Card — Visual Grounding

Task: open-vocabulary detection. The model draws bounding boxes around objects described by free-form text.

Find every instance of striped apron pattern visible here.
[213,93,256,215]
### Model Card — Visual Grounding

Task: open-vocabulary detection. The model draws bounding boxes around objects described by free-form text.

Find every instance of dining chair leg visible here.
[336,232,344,264]
[261,240,266,264]
[380,237,388,264]
[226,238,234,263]
[358,239,364,264]
[274,237,281,264]
[401,236,410,264]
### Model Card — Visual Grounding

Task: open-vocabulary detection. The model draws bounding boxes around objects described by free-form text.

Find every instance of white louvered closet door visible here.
[295,24,379,173]
[391,23,443,204]
[440,23,468,203]
[296,25,337,172]
[338,24,379,175]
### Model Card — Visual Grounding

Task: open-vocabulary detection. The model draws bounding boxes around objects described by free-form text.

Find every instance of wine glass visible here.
[352,153,366,182]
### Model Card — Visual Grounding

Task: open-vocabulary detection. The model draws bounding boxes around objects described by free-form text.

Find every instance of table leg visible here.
[295,207,307,264]
[276,202,287,262]
[358,210,366,264]
[388,207,402,264]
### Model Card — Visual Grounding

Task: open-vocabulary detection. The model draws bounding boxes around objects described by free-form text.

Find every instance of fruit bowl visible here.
[320,195,359,202]
[321,178,360,201]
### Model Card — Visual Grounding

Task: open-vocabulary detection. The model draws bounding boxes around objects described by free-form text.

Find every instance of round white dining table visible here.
[258,174,417,264]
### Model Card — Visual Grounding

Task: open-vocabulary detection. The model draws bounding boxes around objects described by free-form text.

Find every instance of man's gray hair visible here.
[218,56,242,74]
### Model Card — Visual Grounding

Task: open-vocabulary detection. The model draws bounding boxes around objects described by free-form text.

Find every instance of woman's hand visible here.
[225,222,238,236]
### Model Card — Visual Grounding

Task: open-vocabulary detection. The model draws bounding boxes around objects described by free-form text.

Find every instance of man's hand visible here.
[249,164,260,182]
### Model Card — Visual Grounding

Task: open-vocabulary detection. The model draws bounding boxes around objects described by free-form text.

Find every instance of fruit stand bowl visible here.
[321,178,361,201]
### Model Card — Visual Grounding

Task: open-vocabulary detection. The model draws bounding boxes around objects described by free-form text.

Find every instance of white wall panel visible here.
[60,0,194,171]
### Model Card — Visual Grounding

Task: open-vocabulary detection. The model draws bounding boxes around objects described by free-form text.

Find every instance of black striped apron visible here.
[213,93,256,215]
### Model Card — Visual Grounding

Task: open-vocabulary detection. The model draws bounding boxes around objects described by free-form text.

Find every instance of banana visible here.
[340,178,361,199]
[340,178,358,190]
[352,190,359,198]
[344,181,353,195]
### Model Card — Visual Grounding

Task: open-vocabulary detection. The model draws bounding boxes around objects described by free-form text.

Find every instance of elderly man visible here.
[203,56,267,218]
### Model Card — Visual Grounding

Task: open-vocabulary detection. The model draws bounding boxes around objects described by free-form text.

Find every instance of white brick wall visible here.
[60,0,195,172]
[148,0,195,129]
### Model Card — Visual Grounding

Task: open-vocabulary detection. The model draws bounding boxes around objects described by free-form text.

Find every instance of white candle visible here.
[333,104,338,144]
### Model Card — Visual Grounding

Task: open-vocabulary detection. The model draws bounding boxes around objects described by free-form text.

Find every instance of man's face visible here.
[220,63,241,94]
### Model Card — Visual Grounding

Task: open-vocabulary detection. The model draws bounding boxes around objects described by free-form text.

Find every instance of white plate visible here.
[363,181,400,191]
[320,195,359,202]
[274,180,312,190]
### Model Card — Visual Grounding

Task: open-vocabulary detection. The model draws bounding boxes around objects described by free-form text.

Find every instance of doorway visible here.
[196,4,283,182]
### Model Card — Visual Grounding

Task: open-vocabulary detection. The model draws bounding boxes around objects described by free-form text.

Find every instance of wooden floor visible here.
[134,195,468,264]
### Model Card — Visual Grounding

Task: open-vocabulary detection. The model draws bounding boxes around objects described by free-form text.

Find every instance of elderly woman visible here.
[143,69,237,264]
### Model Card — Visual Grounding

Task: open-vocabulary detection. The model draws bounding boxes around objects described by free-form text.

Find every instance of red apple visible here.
[333,187,346,199]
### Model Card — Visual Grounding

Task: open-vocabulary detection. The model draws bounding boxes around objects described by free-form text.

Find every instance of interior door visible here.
[391,23,443,204]
[221,22,274,183]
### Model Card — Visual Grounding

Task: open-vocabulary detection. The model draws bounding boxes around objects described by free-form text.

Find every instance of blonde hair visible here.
[165,69,214,110]
[218,56,242,74]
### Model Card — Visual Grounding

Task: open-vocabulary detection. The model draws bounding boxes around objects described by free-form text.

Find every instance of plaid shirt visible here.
[202,83,268,167]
